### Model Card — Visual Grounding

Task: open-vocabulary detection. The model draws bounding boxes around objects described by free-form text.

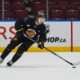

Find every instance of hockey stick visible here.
[44,47,73,66]
[26,36,73,66]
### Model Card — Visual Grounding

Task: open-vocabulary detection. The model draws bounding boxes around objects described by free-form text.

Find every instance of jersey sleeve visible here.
[38,24,47,42]
[38,33,47,42]
[15,19,25,31]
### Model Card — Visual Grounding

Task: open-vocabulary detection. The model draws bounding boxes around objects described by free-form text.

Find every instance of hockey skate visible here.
[7,61,14,67]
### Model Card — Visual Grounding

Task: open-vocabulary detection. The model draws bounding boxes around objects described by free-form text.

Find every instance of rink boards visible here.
[0,20,80,52]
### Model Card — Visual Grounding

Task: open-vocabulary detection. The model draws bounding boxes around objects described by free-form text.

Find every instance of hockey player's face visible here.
[36,18,45,25]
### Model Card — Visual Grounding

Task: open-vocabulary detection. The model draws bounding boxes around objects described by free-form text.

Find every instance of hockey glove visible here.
[38,42,44,49]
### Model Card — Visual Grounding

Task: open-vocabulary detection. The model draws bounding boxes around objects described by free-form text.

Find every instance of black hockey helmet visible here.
[34,11,45,20]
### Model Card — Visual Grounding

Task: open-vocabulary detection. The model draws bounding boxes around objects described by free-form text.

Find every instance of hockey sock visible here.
[1,48,11,60]
[11,53,22,63]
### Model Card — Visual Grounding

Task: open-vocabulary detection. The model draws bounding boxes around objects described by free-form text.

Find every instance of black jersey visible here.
[15,17,47,42]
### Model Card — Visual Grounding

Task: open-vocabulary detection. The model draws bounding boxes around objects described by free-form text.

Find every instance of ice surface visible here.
[0,52,80,80]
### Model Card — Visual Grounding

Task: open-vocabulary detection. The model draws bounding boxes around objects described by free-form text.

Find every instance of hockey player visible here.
[0,11,48,66]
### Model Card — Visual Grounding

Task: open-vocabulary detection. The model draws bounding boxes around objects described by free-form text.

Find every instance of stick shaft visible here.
[26,36,73,66]
[44,47,73,66]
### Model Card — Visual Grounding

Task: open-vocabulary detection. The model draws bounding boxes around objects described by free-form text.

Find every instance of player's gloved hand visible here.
[38,42,44,49]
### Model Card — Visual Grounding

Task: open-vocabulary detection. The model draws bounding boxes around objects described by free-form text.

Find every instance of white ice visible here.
[0,52,80,80]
